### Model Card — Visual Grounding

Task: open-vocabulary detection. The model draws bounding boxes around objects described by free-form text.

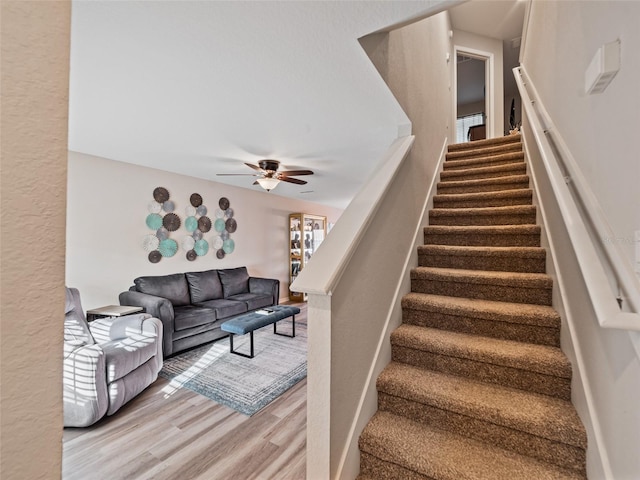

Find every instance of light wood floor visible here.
[63,332,307,479]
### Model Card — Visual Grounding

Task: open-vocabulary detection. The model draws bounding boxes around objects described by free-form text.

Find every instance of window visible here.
[456,113,484,143]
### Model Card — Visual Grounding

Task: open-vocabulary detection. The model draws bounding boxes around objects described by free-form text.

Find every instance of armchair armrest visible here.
[119,290,174,356]
[89,313,155,341]
[63,343,109,427]
[249,277,280,305]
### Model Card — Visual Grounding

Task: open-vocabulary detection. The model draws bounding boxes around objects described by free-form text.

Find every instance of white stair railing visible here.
[514,65,640,334]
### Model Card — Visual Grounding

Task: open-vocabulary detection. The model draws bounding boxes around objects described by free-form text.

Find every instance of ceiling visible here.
[68,0,523,209]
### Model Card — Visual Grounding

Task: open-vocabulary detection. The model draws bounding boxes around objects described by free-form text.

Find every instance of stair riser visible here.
[429,211,537,227]
[437,180,530,195]
[424,230,540,247]
[443,155,525,171]
[448,135,522,152]
[433,195,532,209]
[391,346,571,399]
[411,278,552,305]
[446,143,522,161]
[402,308,560,346]
[378,393,586,474]
[418,252,546,273]
[359,452,433,480]
[440,164,526,182]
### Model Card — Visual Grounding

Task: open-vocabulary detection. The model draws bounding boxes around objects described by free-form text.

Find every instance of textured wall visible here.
[66,152,343,309]
[521,2,640,478]
[1,1,70,478]
[521,0,640,271]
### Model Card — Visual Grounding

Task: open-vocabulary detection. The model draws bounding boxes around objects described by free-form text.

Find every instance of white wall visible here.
[521,0,640,273]
[521,1,640,478]
[454,29,504,138]
[1,1,70,478]
[305,11,452,478]
[66,152,343,309]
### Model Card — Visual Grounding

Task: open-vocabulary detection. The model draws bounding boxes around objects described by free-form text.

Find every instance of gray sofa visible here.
[119,267,279,357]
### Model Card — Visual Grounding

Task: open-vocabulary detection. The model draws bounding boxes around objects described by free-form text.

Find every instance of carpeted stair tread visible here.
[411,266,552,305]
[418,244,545,273]
[424,224,541,247]
[433,189,532,208]
[401,292,560,346]
[391,324,571,379]
[446,142,522,161]
[443,151,524,171]
[440,162,526,181]
[402,292,559,328]
[377,362,585,448]
[437,174,530,194]
[359,411,583,480]
[448,134,521,152]
[429,205,537,226]
[418,244,545,260]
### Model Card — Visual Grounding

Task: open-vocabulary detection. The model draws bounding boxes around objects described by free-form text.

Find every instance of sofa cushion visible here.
[218,267,249,298]
[227,293,274,311]
[173,305,216,332]
[193,298,248,319]
[185,269,223,303]
[134,273,190,306]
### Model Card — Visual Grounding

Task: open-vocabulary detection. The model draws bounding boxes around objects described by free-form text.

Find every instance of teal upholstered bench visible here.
[220,305,301,358]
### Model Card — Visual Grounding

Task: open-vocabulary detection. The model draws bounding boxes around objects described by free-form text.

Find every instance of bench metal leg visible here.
[229,331,255,358]
[274,315,296,338]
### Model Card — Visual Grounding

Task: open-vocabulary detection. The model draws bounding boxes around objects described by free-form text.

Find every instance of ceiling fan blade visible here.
[279,169,314,177]
[216,173,260,176]
[279,176,307,185]
[244,162,263,172]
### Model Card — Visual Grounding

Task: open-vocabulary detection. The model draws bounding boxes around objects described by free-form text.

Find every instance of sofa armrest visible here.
[119,290,174,356]
[249,277,280,305]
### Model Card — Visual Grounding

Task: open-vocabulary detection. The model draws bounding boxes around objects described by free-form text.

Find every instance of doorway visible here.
[454,47,493,143]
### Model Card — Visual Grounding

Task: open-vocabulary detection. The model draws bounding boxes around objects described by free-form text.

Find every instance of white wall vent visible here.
[585,39,621,95]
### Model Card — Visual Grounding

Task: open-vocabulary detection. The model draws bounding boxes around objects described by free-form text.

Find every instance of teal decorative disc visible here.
[185,216,198,232]
[223,238,235,254]
[146,213,163,230]
[158,238,178,257]
[214,218,226,232]
[194,239,209,256]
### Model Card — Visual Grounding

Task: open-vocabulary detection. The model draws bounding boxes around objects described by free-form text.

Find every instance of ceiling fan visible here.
[216,159,314,192]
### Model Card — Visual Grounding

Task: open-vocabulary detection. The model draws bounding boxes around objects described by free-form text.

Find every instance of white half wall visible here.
[66,152,343,310]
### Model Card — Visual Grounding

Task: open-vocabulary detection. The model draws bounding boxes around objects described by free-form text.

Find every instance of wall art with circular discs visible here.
[212,197,236,259]
[144,187,181,263]
[182,192,212,261]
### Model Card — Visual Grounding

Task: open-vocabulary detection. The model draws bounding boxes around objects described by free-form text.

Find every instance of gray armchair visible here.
[63,287,163,427]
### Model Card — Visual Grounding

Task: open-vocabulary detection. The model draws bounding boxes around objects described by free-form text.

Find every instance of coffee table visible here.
[220,305,301,358]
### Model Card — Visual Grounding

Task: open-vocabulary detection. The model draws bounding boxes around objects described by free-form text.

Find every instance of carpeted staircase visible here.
[358,135,588,479]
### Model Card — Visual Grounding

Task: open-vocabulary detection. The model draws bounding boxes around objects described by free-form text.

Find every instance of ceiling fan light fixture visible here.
[257,177,280,191]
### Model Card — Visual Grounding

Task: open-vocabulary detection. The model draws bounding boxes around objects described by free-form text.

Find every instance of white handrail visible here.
[514,65,640,331]
[291,135,415,296]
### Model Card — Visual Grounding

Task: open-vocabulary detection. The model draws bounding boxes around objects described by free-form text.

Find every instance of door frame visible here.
[453,45,495,139]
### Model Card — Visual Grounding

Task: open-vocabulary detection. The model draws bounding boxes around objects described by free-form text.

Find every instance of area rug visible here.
[159,318,307,416]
